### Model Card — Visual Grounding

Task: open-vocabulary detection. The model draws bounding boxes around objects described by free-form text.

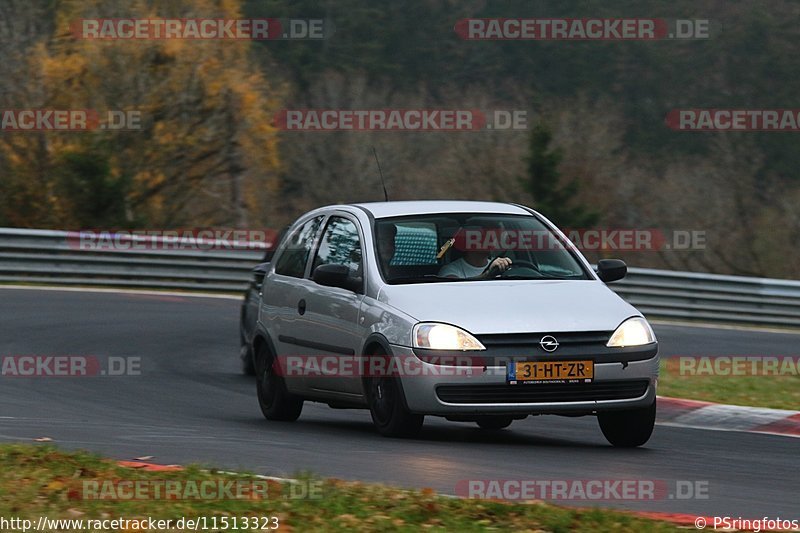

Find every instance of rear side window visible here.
[274,216,323,278]
[391,223,438,266]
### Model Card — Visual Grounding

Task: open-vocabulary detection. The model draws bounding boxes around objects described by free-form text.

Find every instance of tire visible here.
[239,305,255,376]
[255,343,303,421]
[365,352,423,438]
[476,416,513,430]
[241,344,256,376]
[598,399,656,447]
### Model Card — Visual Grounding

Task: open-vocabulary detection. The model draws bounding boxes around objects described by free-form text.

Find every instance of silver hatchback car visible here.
[251,201,658,447]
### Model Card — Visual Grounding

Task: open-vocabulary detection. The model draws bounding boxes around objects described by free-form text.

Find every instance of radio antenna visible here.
[372,146,389,202]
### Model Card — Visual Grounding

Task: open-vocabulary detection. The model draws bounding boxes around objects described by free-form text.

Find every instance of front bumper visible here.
[391,344,658,416]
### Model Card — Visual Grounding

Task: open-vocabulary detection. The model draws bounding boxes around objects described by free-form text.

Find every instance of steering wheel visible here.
[481,258,541,277]
[496,259,542,277]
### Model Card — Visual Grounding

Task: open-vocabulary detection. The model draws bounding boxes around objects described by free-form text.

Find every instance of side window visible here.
[312,217,363,279]
[274,216,323,278]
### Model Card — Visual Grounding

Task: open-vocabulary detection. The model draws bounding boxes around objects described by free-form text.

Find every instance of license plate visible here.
[507,360,593,384]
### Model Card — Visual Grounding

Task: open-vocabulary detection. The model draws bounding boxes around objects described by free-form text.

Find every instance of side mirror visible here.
[252,262,270,290]
[312,264,361,292]
[596,259,627,283]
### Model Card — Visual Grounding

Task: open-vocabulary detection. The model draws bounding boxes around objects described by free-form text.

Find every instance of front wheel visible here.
[597,400,656,447]
[366,374,423,438]
[255,344,303,421]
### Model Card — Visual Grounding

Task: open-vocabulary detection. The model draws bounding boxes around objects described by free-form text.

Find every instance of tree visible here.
[0,0,283,229]
[55,149,131,228]
[522,123,599,228]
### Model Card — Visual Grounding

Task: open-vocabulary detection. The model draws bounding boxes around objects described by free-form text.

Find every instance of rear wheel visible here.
[598,400,656,447]
[241,344,256,376]
[365,351,423,438]
[239,306,255,375]
[255,343,303,421]
[476,416,513,430]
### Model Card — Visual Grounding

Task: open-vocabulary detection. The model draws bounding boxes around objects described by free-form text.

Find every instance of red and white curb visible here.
[657,396,800,437]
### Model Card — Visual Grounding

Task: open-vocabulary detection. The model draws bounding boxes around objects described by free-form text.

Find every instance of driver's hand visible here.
[488,257,512,274]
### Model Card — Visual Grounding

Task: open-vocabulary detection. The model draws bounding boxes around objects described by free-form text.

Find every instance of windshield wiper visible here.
[491,274,575,280]
[388,274,462,283]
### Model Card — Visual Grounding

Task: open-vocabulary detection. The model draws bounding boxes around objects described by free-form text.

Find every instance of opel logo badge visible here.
[540,335,559,352]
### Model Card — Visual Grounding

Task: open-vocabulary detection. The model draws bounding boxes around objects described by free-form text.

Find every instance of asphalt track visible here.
[0,287,798,518]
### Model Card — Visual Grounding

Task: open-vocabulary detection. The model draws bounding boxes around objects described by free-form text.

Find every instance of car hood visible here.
[378,280,639,334]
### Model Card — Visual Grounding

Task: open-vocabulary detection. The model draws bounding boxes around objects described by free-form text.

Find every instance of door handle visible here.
[297,299,306,315]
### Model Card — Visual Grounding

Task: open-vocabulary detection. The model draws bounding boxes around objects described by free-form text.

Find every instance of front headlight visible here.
[606,317,656,347]
[413,323,486,351]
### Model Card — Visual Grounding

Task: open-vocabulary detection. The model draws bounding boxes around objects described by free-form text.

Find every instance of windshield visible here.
[374,213,589,284]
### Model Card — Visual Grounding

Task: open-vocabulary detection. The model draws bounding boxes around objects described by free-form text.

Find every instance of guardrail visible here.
[2,228,800,328]
[615,268,800,327]
[0,228,265,293]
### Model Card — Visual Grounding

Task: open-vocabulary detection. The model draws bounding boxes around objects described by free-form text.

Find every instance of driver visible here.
[439,249,512,279]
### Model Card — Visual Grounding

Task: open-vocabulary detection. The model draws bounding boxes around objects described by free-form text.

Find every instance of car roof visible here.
[350,200,532,219]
